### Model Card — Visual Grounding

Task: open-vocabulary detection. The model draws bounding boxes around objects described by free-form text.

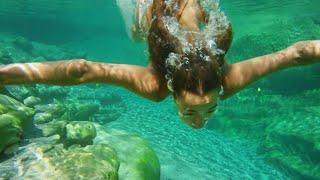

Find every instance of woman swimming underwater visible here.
[0,0,319,128]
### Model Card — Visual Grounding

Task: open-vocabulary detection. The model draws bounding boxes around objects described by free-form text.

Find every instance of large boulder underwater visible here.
[0,93,160,180]
[0,135,120,179]
[0,94,35,155]
[94,125,160,180]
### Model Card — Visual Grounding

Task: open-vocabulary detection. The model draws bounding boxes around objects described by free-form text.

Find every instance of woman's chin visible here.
[188,122,205,129]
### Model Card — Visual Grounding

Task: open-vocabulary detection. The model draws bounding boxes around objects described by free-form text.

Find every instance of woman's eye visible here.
[183,112,194,116]
[207,109,215,113]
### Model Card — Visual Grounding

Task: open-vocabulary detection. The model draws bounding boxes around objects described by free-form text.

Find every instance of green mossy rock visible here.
[38,120,97,148]
[4,86,31,101]
[94,124,160,180]
[1,119,159,179]
[0,94,35,116]
[65,121,97,147]
[33,112,53,124]
[0,104,10,114]
[34,102,66,117]
[0,136,119,180]
[67,102,100,122]
[67,87,126,125]
[0,95,35,155]
[35,85,70,101]
[23,96,41,107]
[0,114,22,154]
[40,119,67,137]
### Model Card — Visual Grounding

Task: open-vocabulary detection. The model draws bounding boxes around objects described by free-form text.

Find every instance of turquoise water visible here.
[0,0,320,179]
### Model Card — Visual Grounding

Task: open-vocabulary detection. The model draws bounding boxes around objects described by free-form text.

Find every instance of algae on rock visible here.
[0,136,119,180]
[65,121,97,147]
[0,122,160,180]
[0,94,35,155]
[94,124,160,180]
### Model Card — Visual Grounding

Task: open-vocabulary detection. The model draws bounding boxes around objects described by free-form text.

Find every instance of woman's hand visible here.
[291,40,320,65]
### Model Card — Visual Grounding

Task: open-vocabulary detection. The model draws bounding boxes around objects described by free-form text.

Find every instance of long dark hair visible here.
[148,0,232,96]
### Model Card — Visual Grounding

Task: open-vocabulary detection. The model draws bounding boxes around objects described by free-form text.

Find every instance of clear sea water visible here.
[1,0,320,179]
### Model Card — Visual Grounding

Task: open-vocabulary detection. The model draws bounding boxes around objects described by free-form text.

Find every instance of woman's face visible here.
[173,89,220,128]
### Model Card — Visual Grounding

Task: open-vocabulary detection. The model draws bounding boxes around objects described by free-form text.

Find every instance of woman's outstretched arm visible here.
[0,60,168,101]
[221,40,320,99]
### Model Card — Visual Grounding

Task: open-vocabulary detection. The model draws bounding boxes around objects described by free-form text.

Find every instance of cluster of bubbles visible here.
[201,0,229,55]
[165,53,190,72]
[134,0,154,39]
[136,0,153,19]
[164,0,179,10]
[162,0,230,83]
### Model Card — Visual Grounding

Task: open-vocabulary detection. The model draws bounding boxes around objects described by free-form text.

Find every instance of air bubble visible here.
[204,56,210,62]
[207,40,216,49]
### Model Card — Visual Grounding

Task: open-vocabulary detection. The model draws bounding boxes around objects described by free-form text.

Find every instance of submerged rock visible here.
[0,113,23,154]
[33,112,53,124]
[67,86,126,125]
[4,86,33,101]
[0,94,34,155]
[34,102,66,117]
[0,124,160,180]
[0,136,119,180]
[23,96,41,107]
[94,124,160,180]
[0,94,35,116]
[65,121,97,147]
[38,120,97,148]
[67,102,100,122]
[35,85,70,101]
[39,119,67,137]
